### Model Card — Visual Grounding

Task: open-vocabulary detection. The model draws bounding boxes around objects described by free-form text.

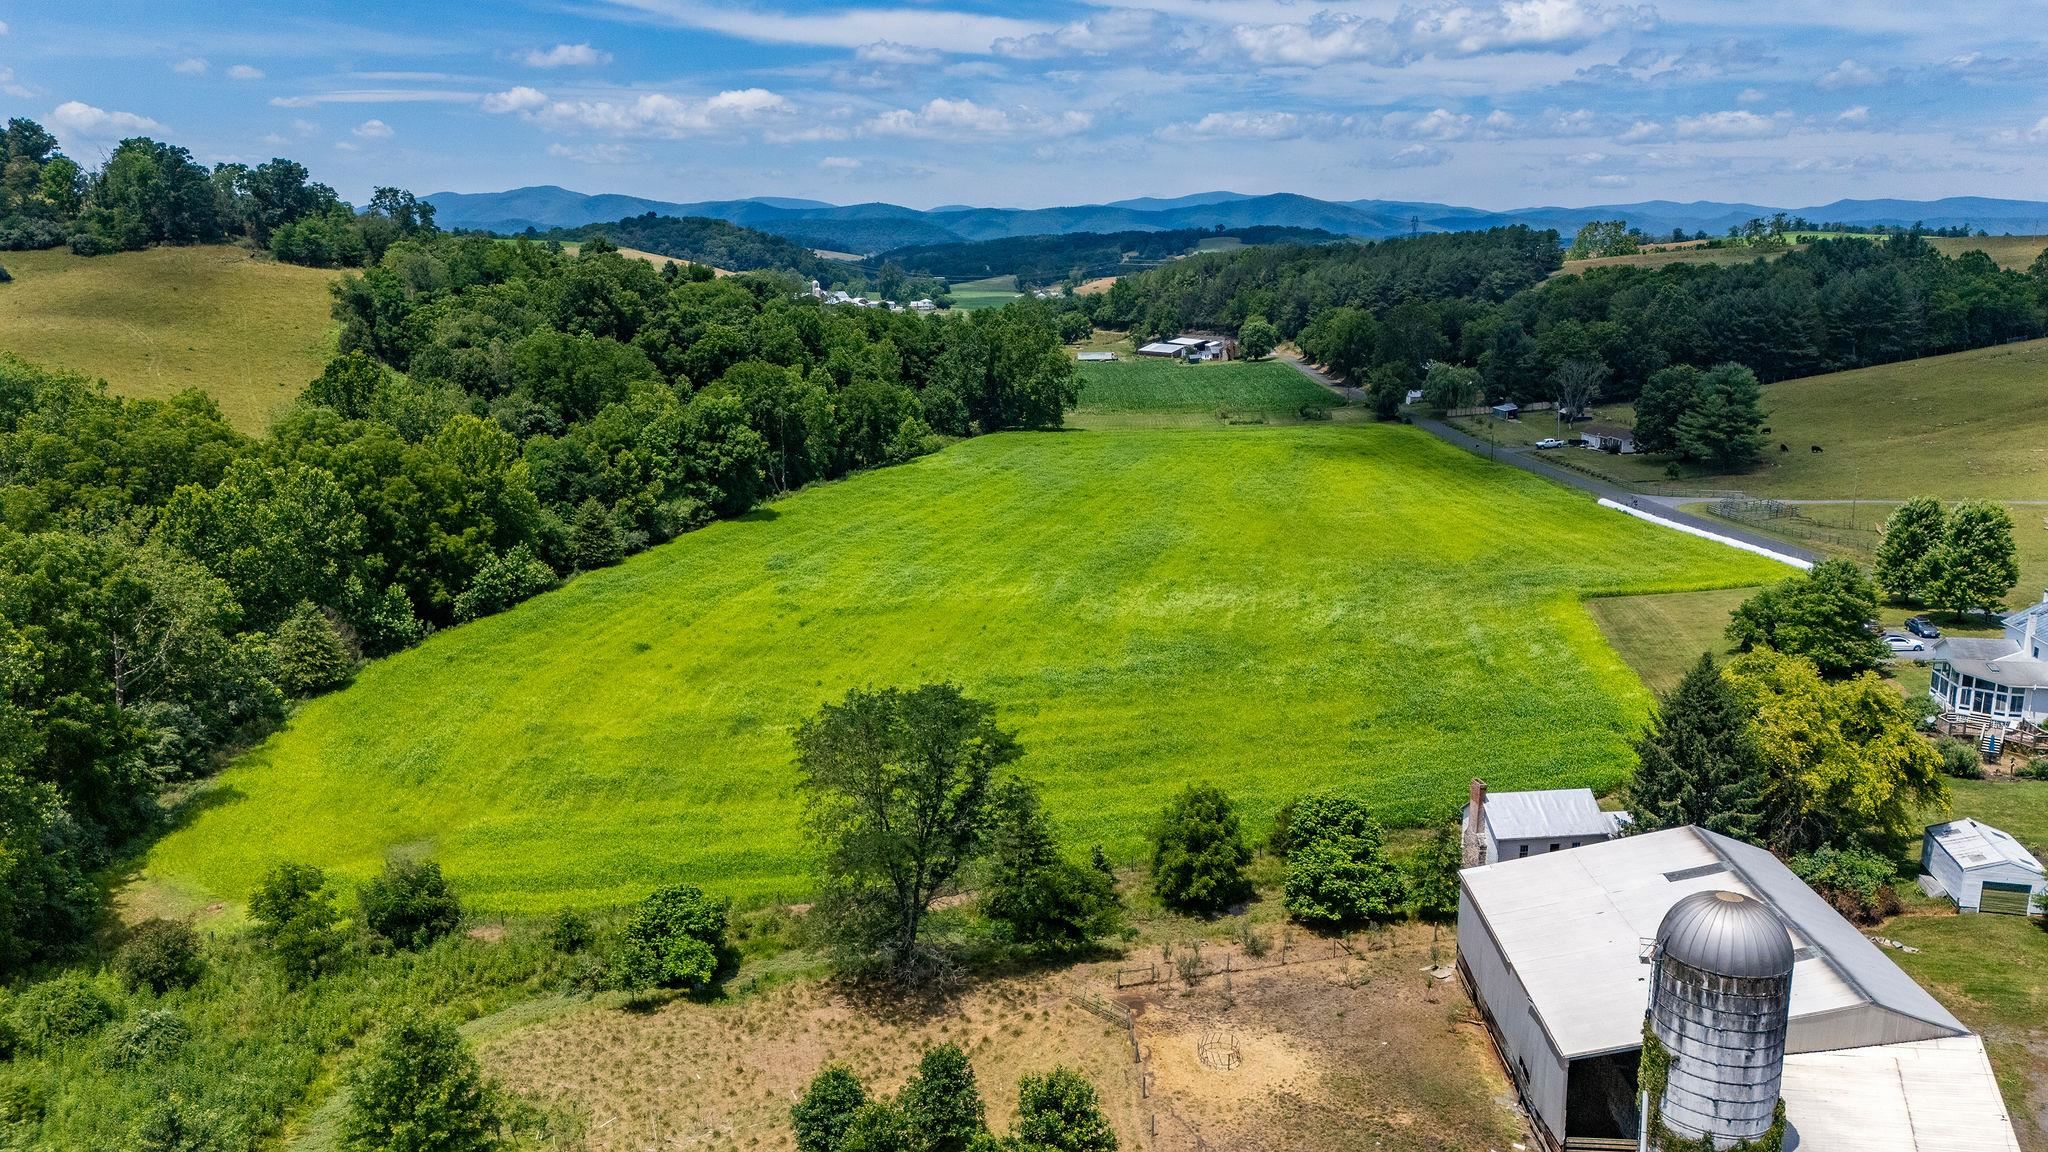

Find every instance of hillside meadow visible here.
[140,423,1784,917]
[1071,356,1339,418]
[0,245,338,432]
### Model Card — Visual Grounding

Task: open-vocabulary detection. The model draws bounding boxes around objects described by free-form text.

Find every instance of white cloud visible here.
[1589,173,1634,187]
[1163,111,1309,140]
[488,87,794,138]
[993,10,1160,59]
[818,155,862,169]
[861,97,1089,140]
[1673,109,1785,139]
[0,21,10,35]
[546,141,638,163]
[1382,143,1452,168]
[1837,105,1870,124]
[1231,0,1652,67]
[1403,107,1475,140]
[272,90,478,107]
[855,41,940,66]
[1566,150,1607,164]
[1617,119,1662,142]
[523,43,612,68]
[481,86,548,114]
[1737,87,1766,103]
[0,68,30,99]
[353,118,394,139]
[765,124,853,143]
[594,0,1053,55]
[227,64,265,81]
[173,57,208,75]
[1818,58,1880,89]
[49,100,166,138]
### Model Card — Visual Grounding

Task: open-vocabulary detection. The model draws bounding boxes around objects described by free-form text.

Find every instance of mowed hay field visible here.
[0,245,338,431]
[949,274,1024,310]
[141,424,1785,915]
[1929,234,2048,270]
[1073,356,1339,415]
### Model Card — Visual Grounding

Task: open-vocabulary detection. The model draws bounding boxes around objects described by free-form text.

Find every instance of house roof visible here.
[1138,342,1183,355]
[1778,1035,2021,1152]
[1460,825,1964,1060]
[1926,818,2044,874]
[1932,637,2048,688]
[1580,423,1634,439]
[1479,788,1614,841]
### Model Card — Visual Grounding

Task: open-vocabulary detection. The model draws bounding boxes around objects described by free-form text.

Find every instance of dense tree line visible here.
[0,115,434,267]
[541,211,853,281]
[872,225,1342,289]
[0,236,1076,976]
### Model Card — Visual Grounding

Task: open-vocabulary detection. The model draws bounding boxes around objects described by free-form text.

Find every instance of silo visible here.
[1647,890,1794,1149]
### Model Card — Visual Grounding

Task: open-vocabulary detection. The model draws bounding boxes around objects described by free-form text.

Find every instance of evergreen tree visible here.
[899,1044,986,1152]
[1150,783,1252,915]
[341,1017,500,1152]
[1928,500,2020,616]
[1622,653,1768,843]
[1674,363,1766,471]
[1631,365,1698,455]
[1405,825,1464,921]
[1873,498,1945,604]
[980,776,1122,952]
[569,496,625,570]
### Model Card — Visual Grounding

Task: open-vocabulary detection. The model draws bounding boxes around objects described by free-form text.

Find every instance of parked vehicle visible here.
[1534,438,1566,449]
[1905,616,1942,639]
[1883,632,1925,654]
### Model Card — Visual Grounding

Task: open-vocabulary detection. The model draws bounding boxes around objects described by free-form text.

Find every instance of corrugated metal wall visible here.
[1459,887,1570,1143]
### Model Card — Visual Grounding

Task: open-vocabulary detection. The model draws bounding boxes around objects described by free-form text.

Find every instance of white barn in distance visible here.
[1459,780,1629,865]
[1920,818,2045,915]
[1458,825,2021,1152]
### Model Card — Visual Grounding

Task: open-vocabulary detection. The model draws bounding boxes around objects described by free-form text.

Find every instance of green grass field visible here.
[1072,356,1339,416]
[140,424,1783,916]
[1454,338,2048,500]
[1584,587,1753,695]
[949,274,1023,311]
[0,245,339,432]
[1929,235,2048,271]
[1558,245,1790,275]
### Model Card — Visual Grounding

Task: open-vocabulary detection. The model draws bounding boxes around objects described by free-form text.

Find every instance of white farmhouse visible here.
[1458,780,1629,865]
[1927,591,2048,725]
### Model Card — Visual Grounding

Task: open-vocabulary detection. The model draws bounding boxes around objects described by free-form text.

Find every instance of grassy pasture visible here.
[1583,586,1753,695]
[1929,234,2047,270]
[0,245,338,432]
[948,274,1023,310]
[1453,338,2048,500]
[141,423,1782,916]
[1559,245,1791,275]
[1072,356,1338,416]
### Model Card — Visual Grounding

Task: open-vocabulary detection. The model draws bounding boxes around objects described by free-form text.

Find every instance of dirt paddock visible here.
[479,924,1527,1152]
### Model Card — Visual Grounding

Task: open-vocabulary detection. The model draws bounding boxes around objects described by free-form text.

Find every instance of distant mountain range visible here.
[425,186,2048,256]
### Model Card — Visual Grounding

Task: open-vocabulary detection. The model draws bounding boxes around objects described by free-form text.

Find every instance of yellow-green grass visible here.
[1072,356,1339,416]
[1583,587,1754,696]
[949,274,1023,311]
[140,424,1783,916]
[1456,339,2048,500]
[0,245,339,432]
[1929,235,2048,271]
[1558,245,1792,276]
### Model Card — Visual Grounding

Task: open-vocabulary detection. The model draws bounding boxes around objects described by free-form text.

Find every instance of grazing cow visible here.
[1779,443,1790,452]
[1810,444,1823,453]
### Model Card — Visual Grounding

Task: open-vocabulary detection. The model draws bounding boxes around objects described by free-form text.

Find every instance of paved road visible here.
[1277,355,1820,564]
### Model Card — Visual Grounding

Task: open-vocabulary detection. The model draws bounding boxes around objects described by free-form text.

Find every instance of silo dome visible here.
[1657,889,1796,979]
[1648,891,1794,1149]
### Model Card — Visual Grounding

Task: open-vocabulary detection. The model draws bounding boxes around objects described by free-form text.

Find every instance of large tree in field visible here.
[1623,653,1768,842]
[1726,559,1887,679]
[1927,500,2020,617]
[1723,648,1945,854]
[796,683,1019,978]
[1675,363,1766,471]
[1873,498,1945,604]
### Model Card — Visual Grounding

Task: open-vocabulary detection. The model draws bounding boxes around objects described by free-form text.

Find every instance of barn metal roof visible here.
[1478,788,1616,841]
[1459,825,1964,1060]
[1778,1035,2021,1152]
[1926,818,2044,874]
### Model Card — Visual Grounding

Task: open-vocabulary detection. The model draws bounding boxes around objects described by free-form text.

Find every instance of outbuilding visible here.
[1458,781,1628,865]
[1921,817,2045,915]
[1490,402,1520,420]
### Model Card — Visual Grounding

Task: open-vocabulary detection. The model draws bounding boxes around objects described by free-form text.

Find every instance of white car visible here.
[1534,437,1566,449]
[1882,633,1924,654]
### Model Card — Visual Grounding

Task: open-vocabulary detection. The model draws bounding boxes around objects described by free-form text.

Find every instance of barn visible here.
[1458,825,2020,1152]
[1921,817,2045,915]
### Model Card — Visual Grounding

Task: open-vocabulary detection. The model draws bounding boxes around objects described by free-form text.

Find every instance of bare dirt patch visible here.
[479,923,1525,1152]
[1075,277,1119,295]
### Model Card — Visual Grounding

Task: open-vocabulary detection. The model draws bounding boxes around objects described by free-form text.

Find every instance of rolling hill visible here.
[140,422,1782,915]
[428,186,2048,255]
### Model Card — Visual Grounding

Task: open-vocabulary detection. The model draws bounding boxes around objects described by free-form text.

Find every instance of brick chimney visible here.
[1462,777,1489,868]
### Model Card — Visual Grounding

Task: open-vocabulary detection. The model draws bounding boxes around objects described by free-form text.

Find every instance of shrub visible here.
[899,1044,985,1152]
[837,1102,912,1152]
[9,975,117,1052]
[67,231,114,256]
[546,908,593,954]
[1013,1066,1118,1152]
[358,859,462,951]
[1405,825,1464,922]
[115,919,205,994]
[613,884,730,993]
[0,263,10,284]
[249,862,344,983]
[1150,783,1253,915]
[1933,736,1983,780]
[792,1066,868,1152]
[453,544,557,622]
[569,496,625,570]
[2021,756,2048,781]
[101,1008,190,1068]
[1789,846,1901,925]
[341,1016,500,1152]
[1281,792,1406,928]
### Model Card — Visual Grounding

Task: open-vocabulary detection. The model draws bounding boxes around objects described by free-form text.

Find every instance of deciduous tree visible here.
[1726,560,1887,678]
[1928,500,2019,616]
[1150,783,1252,915]
[1873,498,1945,604]
[341,1016,500,1152]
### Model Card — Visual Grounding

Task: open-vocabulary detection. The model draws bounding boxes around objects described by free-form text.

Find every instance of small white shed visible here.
[1921,818,2045,915]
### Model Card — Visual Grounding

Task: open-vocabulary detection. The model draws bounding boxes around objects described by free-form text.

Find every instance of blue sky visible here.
[3,0,2046,209]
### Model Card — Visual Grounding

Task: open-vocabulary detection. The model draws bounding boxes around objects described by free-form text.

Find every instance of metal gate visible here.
[1979,881,2036,916]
